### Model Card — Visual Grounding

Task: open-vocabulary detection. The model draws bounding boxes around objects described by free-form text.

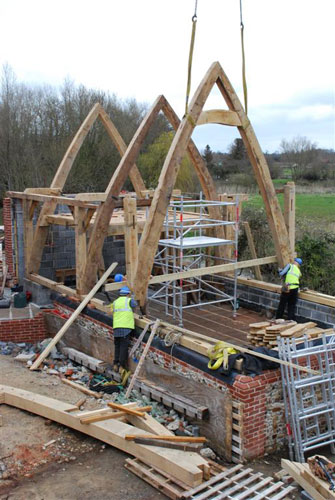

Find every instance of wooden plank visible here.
[301,468,335,500]
[280,321,317,337]
[281,459,326,500]
[24,187,62,195]
[107,402,149,418]
[243,222,262,281]
[1,385,207,487]
[125,435,206,443]
[125,319,161,398]
[30,262,118,370]
[128,322,153,359]
[132,438,202,452]
[197,109,241,126]
[60,378,102,399]
[80,406,152,424]
[105,255,278,291]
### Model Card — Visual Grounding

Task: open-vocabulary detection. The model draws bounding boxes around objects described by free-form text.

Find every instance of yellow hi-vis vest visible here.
[111,297,135,329]
[285,264,301,290]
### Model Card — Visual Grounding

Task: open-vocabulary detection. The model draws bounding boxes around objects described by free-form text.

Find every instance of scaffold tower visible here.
[149,194,239,326]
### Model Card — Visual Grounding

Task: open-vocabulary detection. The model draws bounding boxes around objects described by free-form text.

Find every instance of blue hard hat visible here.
[119,286,131,295]
[114,273,124,282]
[294,258,302,265]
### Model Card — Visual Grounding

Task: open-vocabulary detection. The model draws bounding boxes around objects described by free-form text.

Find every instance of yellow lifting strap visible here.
[185,0,198,117]
[207,341,239,370]
[240,0,248,115]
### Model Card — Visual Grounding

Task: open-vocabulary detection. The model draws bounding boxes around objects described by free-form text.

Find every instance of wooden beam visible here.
[197,109,241,126]
[7,192,98,209]
[284,182,295,253]
[105,256,278,291]
[24,187,62,195]
[22,200,34,275]
[82,95,169,293]
[98,107,146,198]
[215,63,293,267]
[243,222,263,281]
[30,262,118,370]
[74,207,87,295]
[123,196,138,287]
[1,385,207,487]
[28,273,76,297]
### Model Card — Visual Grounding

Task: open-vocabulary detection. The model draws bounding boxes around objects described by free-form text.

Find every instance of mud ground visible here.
[0,353,306,499]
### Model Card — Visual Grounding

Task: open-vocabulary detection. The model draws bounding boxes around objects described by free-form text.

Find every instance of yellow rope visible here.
[185,0,198,117]
[240,0,248,115]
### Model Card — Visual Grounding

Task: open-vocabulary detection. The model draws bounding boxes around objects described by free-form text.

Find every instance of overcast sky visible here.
[0,0,334,153]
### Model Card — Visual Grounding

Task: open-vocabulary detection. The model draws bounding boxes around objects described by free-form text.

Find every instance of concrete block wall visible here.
[7,199,126,284]
[221,277,335,328]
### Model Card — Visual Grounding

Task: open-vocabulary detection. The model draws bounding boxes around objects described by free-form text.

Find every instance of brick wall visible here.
[3,197,15,276]
[0,312,48,343]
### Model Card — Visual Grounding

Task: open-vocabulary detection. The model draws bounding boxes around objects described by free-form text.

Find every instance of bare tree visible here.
[280,136,318,180]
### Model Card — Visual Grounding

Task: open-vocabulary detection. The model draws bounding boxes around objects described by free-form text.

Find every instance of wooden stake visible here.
[30,262,118,370]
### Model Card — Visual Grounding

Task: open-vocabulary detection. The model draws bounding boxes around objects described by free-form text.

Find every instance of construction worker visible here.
[275,257,302,321]
[111,286,137,375]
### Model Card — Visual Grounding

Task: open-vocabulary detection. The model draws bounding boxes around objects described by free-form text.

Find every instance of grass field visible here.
[245,193,335,221]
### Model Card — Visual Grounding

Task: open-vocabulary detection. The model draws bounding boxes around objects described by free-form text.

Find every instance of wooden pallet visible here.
[125,458,296,499]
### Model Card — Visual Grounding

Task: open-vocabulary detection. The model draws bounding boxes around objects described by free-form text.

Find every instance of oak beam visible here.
[124,196,138,287]
[197,109,241,126]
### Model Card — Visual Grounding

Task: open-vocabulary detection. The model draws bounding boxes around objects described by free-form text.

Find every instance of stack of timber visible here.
[247,320,331,348]
[126,459,296,499]
[282,458,335,500]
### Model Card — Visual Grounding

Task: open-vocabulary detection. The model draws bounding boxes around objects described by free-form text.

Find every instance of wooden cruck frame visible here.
[8,62,292,310]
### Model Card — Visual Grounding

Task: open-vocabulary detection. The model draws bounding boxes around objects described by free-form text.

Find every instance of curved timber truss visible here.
[9,62,292,310]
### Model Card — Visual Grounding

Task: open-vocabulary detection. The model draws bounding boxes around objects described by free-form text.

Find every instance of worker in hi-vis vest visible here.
[276,257,302,321]
[111,277,137,375]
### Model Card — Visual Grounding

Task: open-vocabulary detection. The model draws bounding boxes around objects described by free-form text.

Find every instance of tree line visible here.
[0,64,169,200]
[1,64,334,204]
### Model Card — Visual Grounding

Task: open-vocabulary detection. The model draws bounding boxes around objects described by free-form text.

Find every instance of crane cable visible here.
[240,0,248,115]
[185,0,198,119]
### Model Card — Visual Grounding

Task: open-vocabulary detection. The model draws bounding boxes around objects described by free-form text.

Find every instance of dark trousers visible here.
[114,335,130,368]
[276,288,299,320]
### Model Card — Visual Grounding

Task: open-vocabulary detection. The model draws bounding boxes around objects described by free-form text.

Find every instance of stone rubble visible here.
[0,339,215,457]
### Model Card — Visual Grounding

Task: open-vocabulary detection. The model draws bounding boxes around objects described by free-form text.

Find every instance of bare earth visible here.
[0,354,165,500]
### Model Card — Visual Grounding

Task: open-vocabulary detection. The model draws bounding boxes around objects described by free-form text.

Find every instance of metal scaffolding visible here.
[149,194,239,326]
[279,333,335,462]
